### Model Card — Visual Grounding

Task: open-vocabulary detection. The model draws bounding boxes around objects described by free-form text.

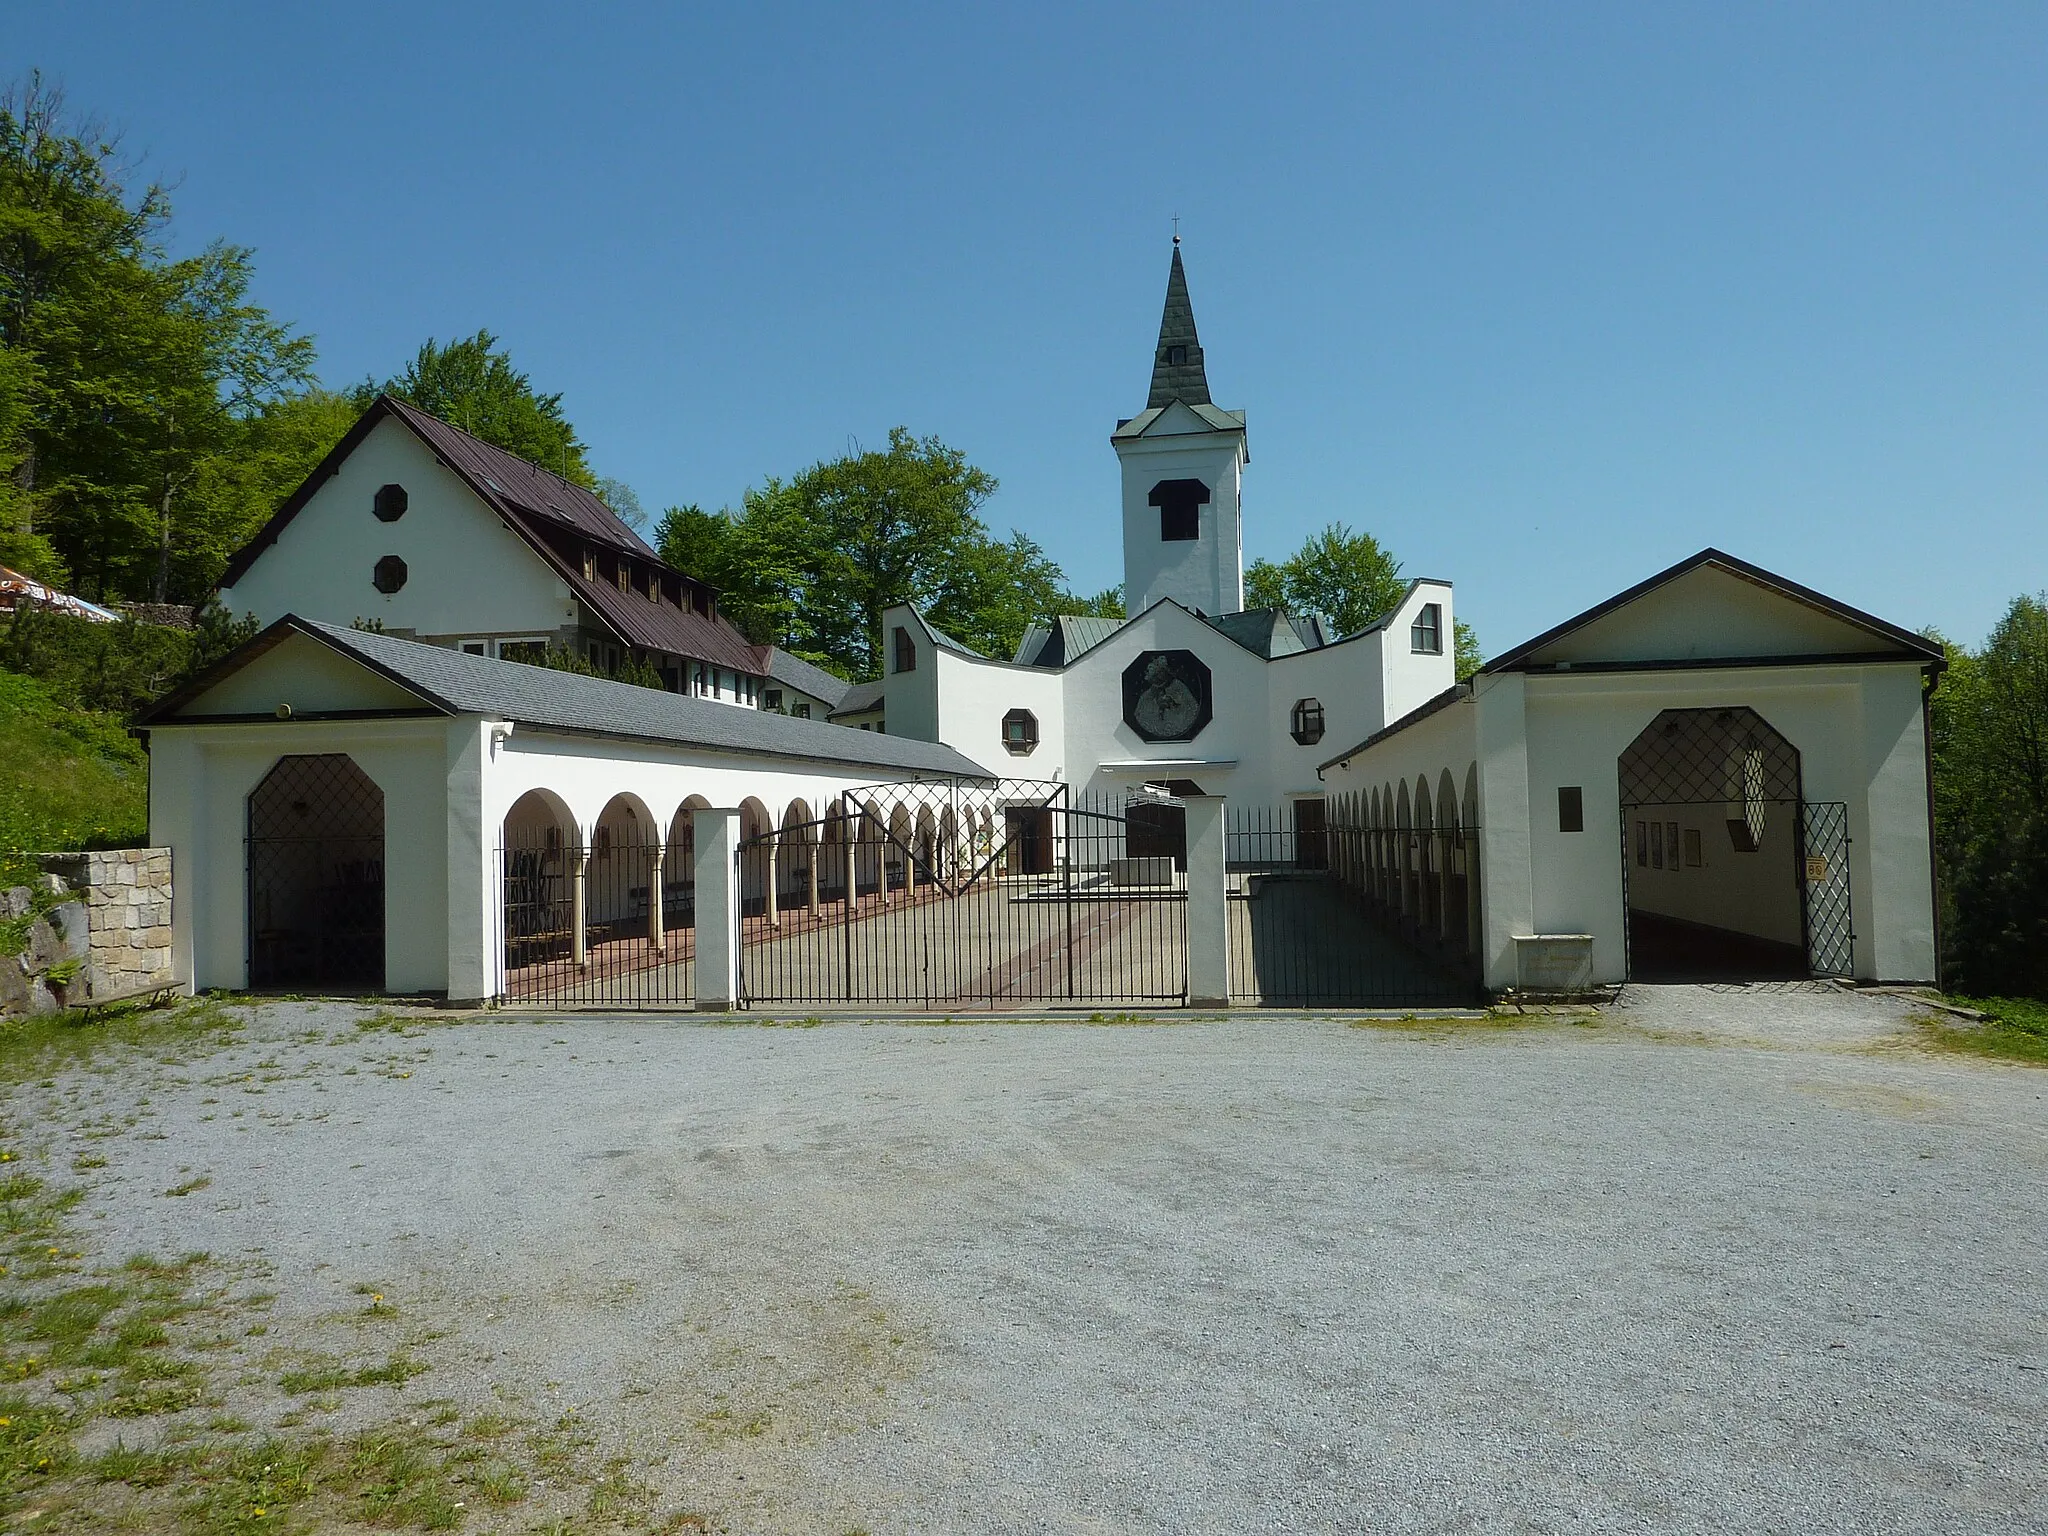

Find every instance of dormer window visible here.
[1411,602,1442,655]
[1165,345,1187,367]
[615,562,631,594]
[372,484,408,522]
[581,549,595,581]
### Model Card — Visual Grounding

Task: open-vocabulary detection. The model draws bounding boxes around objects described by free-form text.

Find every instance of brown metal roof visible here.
[217,394,768,674]
[382,397,656,558]
[531,514,764,672]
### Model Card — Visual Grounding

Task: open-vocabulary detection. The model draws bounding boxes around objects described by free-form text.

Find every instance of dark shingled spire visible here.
[1146,240,1211,409]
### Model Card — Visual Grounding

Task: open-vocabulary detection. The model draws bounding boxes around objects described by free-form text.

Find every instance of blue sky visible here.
[13,3,2045,651]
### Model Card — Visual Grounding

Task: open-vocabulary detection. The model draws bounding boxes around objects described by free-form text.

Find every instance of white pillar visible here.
[806,836,819,915]
[765,832,780,929]
[444,720,497,1002]
[692,806,742,1010]
[1183,794,1231,1008]
[649,848,666,952]
[570,845,589,968]
[1476,673,1534,991]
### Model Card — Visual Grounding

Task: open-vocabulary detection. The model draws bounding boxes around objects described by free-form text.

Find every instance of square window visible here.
[461,641,486,656]
[1410,602,1442,655]
[1558,786,1583,833]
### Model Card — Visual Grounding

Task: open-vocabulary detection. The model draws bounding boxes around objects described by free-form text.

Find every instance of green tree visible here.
[0,73,318,601]
[1932,596,2048,998]
[373,330,591,486]
[1245,522,1405,635]
[658,430,1076,679]
[1062,586,1125,619]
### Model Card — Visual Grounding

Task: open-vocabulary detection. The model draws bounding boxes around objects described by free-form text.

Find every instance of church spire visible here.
[1146,238,1212,409]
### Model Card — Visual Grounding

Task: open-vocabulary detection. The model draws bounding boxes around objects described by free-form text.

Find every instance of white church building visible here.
[139,241,1943,1006]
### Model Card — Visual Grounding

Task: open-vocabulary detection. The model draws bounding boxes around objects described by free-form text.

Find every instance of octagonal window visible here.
[372,555,408,594]
[373,483,409,522]
[1002,708,1039,756]
[1290,697,1325,746]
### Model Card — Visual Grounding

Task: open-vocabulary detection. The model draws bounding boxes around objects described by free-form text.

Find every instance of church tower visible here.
[1112,239,1248,616]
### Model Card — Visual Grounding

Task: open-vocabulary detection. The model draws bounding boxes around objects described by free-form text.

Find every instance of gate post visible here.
[693,806,743,1011]
[1183,794,1231,1007]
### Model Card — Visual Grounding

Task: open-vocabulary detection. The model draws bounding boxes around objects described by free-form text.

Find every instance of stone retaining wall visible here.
[3,849,177,1017]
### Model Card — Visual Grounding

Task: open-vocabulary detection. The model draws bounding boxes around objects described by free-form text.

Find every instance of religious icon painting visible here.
[1121,649,1214,742]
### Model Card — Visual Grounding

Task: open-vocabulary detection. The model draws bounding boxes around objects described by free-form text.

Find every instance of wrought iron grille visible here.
[737,779,1187,1008]
[1618,707,1802,807]
[1225,803,1478,1007]
[1800,801,1855,977]
[246,754,385,990]
[498,834,696,1007]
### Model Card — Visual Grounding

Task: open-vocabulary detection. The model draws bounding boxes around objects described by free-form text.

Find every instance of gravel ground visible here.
[17,985,2048,1533]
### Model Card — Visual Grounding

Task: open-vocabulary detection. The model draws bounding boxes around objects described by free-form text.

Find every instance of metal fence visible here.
[1226,803,1479,1007]
[737,781,1187,1009]
[499,834,696,1006]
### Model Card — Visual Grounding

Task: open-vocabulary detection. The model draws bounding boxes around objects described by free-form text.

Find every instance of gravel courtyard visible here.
[8,985,2045,1533]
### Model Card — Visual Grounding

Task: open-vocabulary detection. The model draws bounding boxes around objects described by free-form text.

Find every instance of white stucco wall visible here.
[1378,581,1459,724]
[1116,411,1247,617]
[219,417,578,644]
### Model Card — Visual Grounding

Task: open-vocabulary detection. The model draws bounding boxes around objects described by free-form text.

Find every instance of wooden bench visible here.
[72,978,185,1018]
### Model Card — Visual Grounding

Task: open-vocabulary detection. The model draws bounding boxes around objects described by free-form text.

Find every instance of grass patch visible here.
[278,1351,428,1394]
[1917,995,2048,1066]
[0,995,244,1089]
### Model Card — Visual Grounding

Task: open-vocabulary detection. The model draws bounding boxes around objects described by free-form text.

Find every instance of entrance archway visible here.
[247,754,385,989]
[1618,707,1806,980]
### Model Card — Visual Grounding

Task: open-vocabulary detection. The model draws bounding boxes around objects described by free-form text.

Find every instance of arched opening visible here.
[585,794,658,946]
[502,787,576,972]
[248,753,385,989]
[1438,768,1464,949]
[1412,776,1436,938]
[1618,706,1806,980]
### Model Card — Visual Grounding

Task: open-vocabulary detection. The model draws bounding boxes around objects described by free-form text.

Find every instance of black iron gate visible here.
[1226,803,1478,1007]
[1799,800,1854,977]
[498,833,696,1006]
[247,753,386,990]
[737,780,1187,1008]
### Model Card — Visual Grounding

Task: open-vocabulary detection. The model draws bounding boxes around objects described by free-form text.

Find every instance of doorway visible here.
[1617,708,1808,981]
[247,754,385,990]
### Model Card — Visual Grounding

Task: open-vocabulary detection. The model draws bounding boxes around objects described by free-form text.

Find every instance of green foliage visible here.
[1930,597,2048,999]
[1246,522,1406,635]
[0,668,146,856]
[371,328,592,486]
[1062,587,1125,619]
[0,73,327,604]
[657,428,1078,678]
[1455,618,1483,682]
[1919,995,2048,1066]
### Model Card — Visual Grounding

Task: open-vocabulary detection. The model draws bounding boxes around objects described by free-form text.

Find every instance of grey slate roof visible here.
[1012,614,1128,666]
[828,680,886,718]
[1109,400,1248,443]
[146,618,989,779]
[762,647,853,710]
[1202,608,1332,659]
[1147,242,1211,409]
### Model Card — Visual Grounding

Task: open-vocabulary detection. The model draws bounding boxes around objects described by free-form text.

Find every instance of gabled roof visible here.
[215,394,765,673]
[219,394,650,591]
[1110,401,1248,443]
[1480,548,1944,674]
[140,617,988,778]
[1201,608,1331,660]
[1013,615,1127,667]
[828,680,886,718]
[1147,241,1211,409]
[763,648,853,710]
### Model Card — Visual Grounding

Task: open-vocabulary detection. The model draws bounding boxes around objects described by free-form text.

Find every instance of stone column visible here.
[765,832,780,929]
[570,845,589,968]
[806,837,819,915]
[1183,795,1231,1008]
[692,806,742,1010]
[844,815,859,908]
[649,848,666,952]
